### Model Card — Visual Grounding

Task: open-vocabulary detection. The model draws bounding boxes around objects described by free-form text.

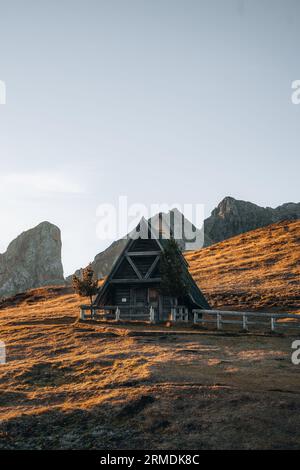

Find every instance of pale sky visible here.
[0,0,299,275]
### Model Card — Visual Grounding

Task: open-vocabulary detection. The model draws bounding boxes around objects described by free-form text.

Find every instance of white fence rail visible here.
[193,309,300,332]
[80,305,300,332]
[80,305,156,323]
[171,306,189,322]
[80,305,189,323]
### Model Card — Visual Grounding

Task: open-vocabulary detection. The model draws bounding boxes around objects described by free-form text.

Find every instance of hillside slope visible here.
[185,220,300,311]
[0,223,299,449]
[0,286,300,449]
[4,221,299,312]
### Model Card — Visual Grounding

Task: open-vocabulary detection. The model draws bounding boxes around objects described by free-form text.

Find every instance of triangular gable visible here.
[94,218,163,303]
[129,237,161,252]
[94,216,210,310]
[113,258,139,280]
[129,255,158,277]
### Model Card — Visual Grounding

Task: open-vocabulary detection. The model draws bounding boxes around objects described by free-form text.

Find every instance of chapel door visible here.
[134,288,148,318]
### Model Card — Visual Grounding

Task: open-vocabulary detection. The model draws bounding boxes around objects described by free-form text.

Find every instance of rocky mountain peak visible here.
[0,221,65,298]
[213,196,241,218]
[204,198,300,245]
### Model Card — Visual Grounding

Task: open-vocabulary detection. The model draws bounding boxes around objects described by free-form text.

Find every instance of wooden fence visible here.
[171,306,189,322]
[80,304,156,323]
[80,305,189,323]
[79,305,300,333]
[193,309,300,332]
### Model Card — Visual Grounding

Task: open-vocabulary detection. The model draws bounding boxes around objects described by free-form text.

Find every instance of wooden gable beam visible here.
[144,255,160,279]
[125,255,143,280]
[111,278,161,284]
[125,250,161,257]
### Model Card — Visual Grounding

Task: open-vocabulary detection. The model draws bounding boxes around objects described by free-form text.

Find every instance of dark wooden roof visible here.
[95,217,210,309]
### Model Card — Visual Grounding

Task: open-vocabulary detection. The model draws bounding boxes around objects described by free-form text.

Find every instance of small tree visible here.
[72,264,98,306]
[160,238,189,306]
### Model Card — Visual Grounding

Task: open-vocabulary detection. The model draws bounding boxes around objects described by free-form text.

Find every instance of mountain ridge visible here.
[1,196,299,296]
[204,196,300,245]
[68,197,300,281]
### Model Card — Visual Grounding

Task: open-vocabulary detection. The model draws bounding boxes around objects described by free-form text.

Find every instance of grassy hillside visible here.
[185,220,300,311]
[0,221,300,449]
[0,289,300,450]
[2,220,298,313]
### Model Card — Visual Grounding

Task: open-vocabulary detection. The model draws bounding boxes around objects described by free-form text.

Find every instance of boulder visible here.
[0,221,64,298]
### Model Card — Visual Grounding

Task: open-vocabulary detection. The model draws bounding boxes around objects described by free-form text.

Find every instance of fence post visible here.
[217,313,222,330]
[242,314,248,331]
[80,308,86,320]
[149,306,155,324]
[271,316,276,332]
[171,308,176,321]
[184,308,188,322]
[115,307,120,321]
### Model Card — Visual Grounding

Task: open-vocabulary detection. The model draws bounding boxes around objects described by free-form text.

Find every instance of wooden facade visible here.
[94,219,210,322]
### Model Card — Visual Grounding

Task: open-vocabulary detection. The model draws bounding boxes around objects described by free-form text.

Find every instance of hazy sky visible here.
[0,0,299,275]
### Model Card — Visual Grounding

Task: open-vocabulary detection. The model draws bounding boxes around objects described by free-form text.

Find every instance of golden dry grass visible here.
[0,221,300,449]
[0,285,300,449]
[185,220,300,311]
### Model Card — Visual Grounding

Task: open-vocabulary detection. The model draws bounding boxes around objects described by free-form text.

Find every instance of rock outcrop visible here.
[0,222,64,298]
[204,197,300,245]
